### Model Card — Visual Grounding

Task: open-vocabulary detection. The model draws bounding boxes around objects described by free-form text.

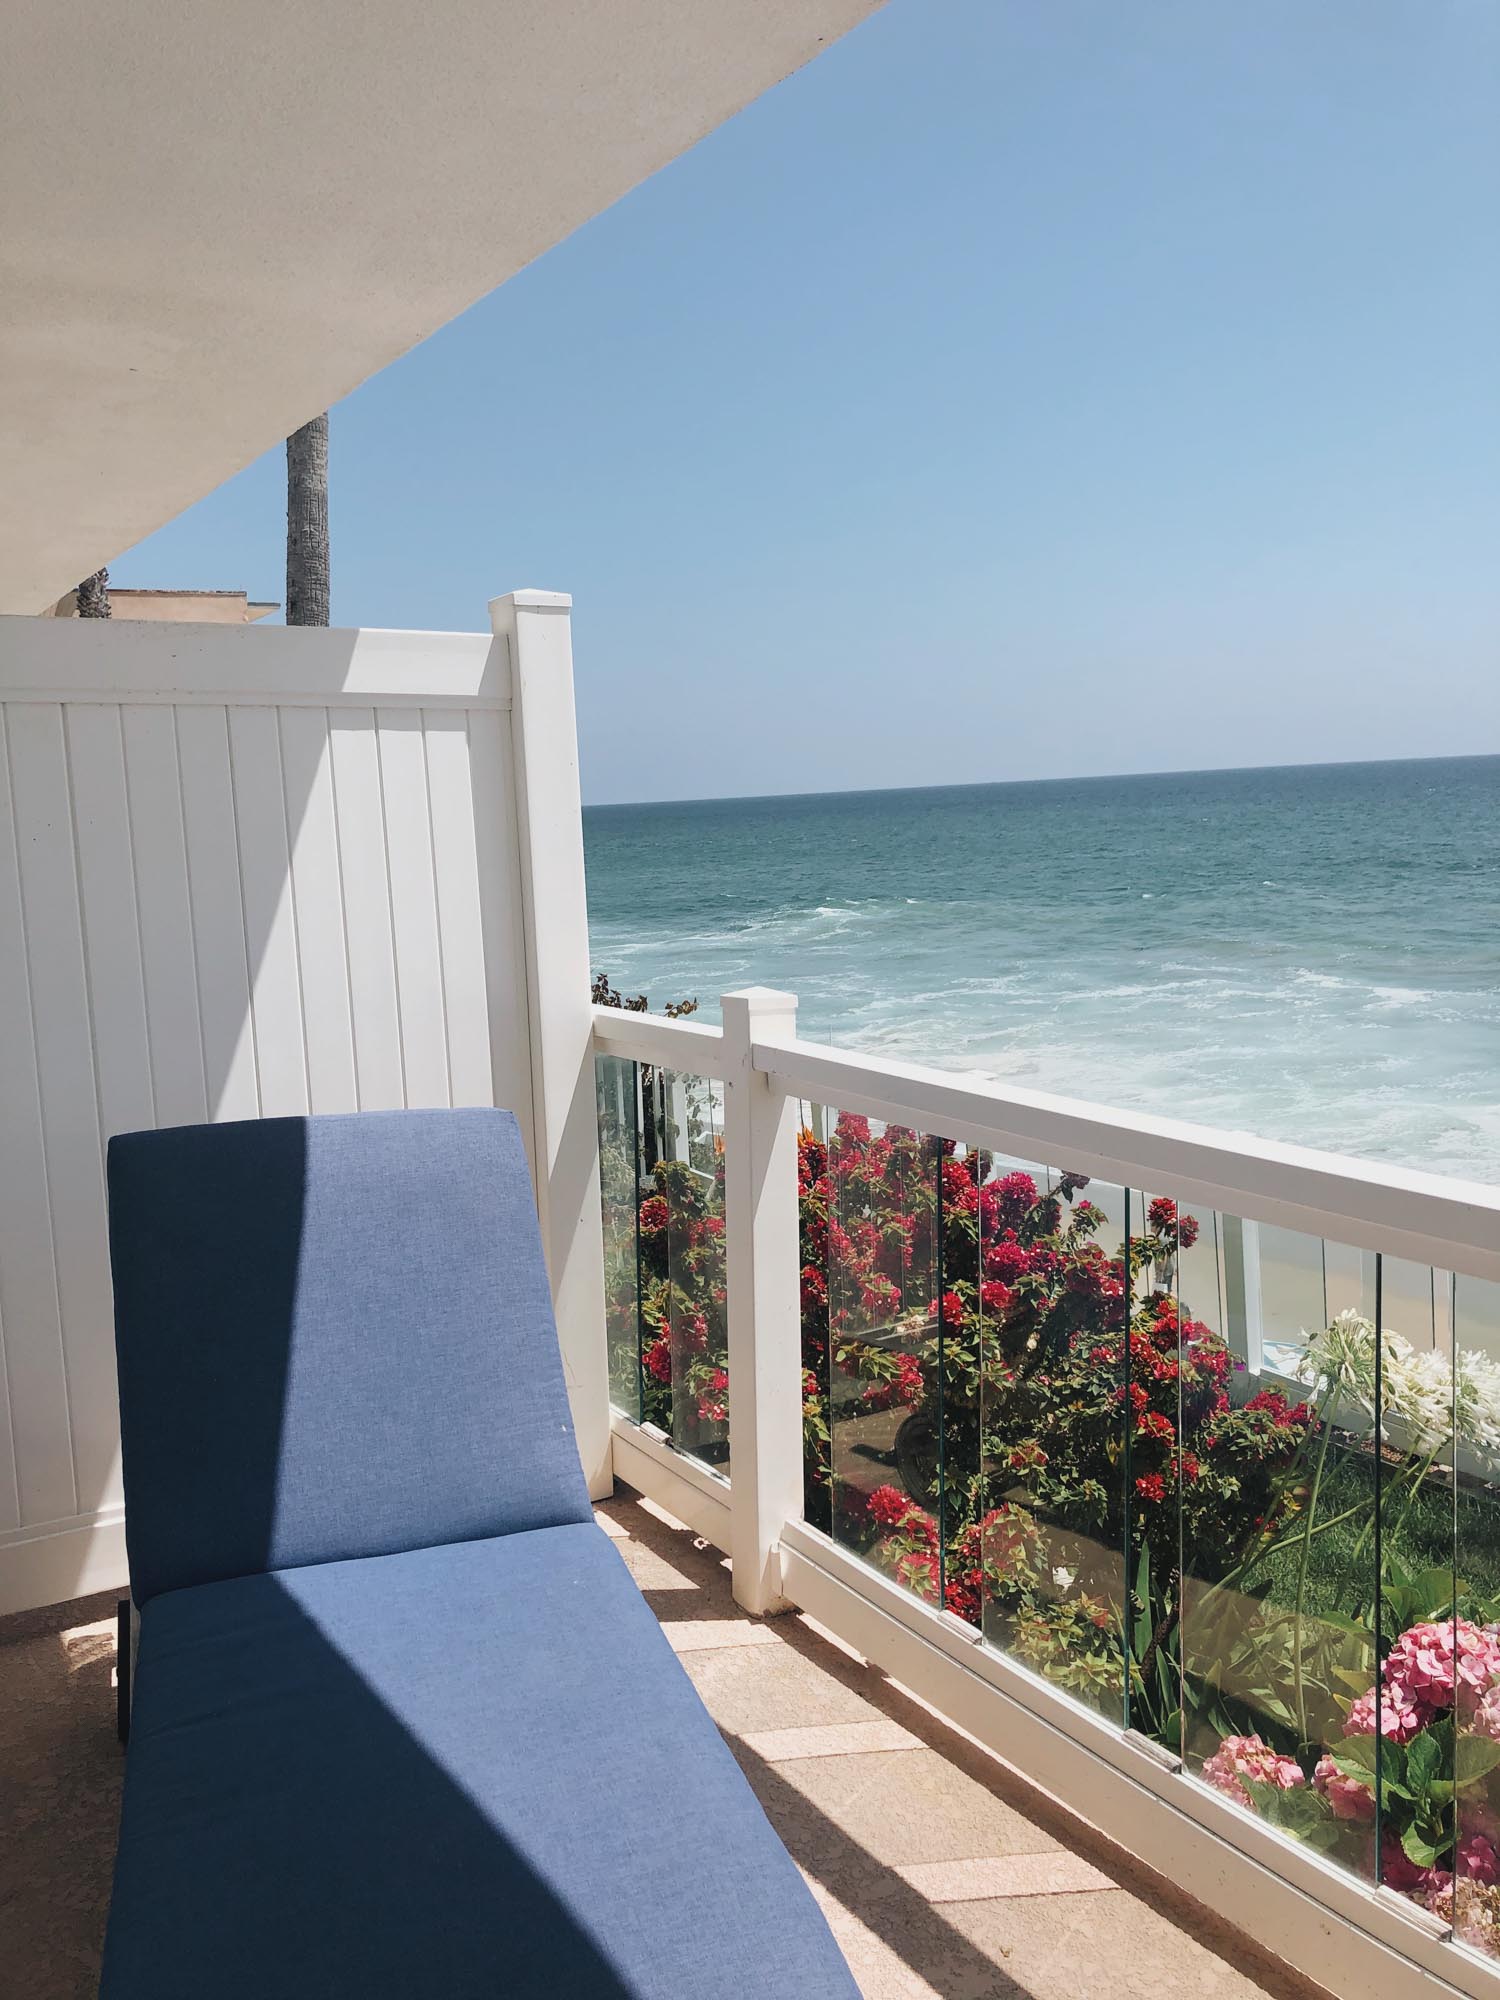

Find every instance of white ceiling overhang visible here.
[0,0,881,612]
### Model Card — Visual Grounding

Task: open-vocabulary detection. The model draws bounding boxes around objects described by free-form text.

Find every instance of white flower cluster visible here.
[1295,1308,1500,1460]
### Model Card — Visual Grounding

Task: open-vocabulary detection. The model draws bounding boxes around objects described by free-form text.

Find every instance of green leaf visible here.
[1400,1822,1444,1871]
[1457,1737,1500,1788]
[1331,1735,1380,1775]
[1241,1781,1337,1844]
[1253,1695,1296,1730]
[1413,1568,1460,1618]
[1333,1667,1376,1695]
[1328,1749,1379,1795]
[1407,1731,1442,1795]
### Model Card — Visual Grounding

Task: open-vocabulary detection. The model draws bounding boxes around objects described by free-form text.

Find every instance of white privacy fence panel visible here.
[0,616,543,1613]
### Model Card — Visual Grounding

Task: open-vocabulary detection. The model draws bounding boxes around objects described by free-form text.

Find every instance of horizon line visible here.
[582,746,1500,815]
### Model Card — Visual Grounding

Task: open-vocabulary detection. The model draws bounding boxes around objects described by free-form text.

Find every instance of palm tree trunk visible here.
[75,569,111,617]
[285,414,330,626]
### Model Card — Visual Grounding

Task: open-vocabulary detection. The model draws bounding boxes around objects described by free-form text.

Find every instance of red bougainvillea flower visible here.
[638,1195,669,1234]
[995,1171,1038,1222]
[1244,1388,1313,1431]
[867,1484,917,1529]
[895,1549,941,1601]
[944,1571,982,1624]
[1134,1472,1167,1503]
[979,1279,1014,1316]
[984,1235,1031,1284]
[680,1313,709,1354]
[697,1368,730,1424]
[1145,1194,1201,1249]
[861,1351,925,1414]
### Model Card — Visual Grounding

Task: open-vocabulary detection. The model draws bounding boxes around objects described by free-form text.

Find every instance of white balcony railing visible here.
[589,991,1500,2000]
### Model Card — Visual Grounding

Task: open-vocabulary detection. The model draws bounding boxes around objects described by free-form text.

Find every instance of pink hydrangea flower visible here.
[1313,1753,1375,1822]
[1471,1684,1500,1743]
[1379,1833,1428,1893]
[1344,1683,1429,1745]
[1421,1870,1455,1919]
[1201,1734,1306,1809]
[1458,1834,1500,1886]
[1384,1619,1500,1711]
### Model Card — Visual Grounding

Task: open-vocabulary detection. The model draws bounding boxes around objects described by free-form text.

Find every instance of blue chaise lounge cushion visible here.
[108,1109,593,1604]
[99,1522,861,1999]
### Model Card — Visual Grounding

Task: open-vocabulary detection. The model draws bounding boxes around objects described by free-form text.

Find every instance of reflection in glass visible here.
[1179,1233,1380,1879]
[976,1165,1132,1728]
[595,1053,643,1420]
[823,1115,944,1601]
[638,1069,730,1471]
[602,1056,1500,1968]
[1452,1275,1500,1956]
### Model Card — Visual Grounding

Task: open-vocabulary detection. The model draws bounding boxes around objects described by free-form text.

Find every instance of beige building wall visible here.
[44,588,278,623]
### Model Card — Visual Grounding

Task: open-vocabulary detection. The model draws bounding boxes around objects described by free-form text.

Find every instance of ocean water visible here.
[584,756,1500,1183]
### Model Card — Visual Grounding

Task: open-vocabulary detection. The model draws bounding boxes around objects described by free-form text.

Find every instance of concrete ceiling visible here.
[0,1,882,613]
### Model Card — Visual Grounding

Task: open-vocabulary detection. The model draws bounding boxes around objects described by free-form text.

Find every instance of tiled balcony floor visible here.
[1,1490,1330,2000]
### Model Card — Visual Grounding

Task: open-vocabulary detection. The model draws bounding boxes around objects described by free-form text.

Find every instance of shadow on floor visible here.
[608,1488,1330,2000]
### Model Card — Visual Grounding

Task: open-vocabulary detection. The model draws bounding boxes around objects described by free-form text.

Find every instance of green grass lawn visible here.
[1252,1442,1500,1622]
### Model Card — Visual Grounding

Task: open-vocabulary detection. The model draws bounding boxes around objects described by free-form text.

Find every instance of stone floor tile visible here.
[743,1718,924,1761]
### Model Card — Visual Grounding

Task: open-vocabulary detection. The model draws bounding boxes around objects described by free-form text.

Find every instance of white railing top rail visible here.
[589,1003,1500,1285]
[591,1002,730,1077]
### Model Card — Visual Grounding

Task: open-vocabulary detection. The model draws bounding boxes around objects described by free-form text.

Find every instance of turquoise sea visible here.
[584,756,1500,1182]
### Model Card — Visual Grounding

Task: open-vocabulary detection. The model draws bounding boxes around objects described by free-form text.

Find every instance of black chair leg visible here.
[116,1597,131,1746]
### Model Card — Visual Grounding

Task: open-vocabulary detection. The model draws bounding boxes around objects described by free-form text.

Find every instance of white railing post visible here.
[491,589,611,1500]
[721,986,804,1615]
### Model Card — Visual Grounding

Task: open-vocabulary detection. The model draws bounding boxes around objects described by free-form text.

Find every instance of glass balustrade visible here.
[597,1048,1500,1945]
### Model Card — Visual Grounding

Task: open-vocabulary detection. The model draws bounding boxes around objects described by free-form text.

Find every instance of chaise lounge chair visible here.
[100,1107,859,1999]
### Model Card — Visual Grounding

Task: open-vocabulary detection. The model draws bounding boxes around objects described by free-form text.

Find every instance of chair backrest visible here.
[109,1108,593,1605]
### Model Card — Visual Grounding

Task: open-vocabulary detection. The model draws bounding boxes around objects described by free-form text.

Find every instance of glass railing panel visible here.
[1249,1222,1331,1379]
[1127,1190,1230,1756]
[1370,1251,1456,1912]
[1181,1226,1396,1883]
[976,1162,1132,1728]
[598,1032,1500,1972]
[796,1105,834,1528]
[1452,1274,1500,1956]
[595,1052,643,1422]
[638,1066,730,1473]
[822,1112,945,1605]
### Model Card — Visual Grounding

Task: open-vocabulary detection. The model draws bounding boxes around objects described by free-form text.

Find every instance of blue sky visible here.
[115,0,1498,805]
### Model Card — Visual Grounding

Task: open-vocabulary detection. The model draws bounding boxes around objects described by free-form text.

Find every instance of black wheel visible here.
[893,1410,939,1505]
